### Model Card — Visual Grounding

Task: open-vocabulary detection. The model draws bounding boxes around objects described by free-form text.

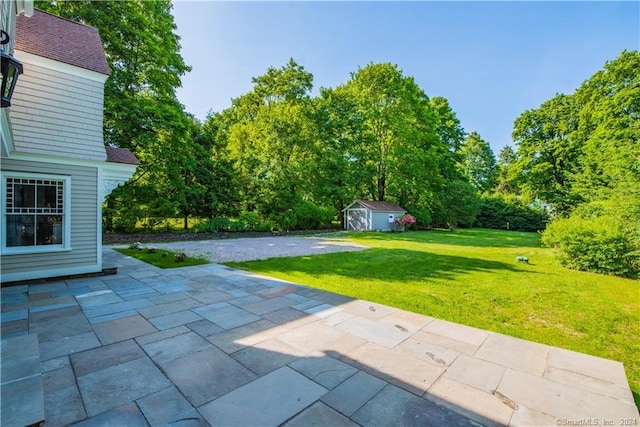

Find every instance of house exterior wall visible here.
[1,158,100,282]
[9,52,108,161]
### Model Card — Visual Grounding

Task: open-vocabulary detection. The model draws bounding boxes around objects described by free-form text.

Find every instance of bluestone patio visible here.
[1,248,638,426]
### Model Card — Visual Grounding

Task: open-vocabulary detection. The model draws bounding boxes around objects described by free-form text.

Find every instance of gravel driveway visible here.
[111,235,369,263]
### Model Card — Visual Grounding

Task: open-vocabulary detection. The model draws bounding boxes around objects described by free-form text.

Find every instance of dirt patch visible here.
[106,233,369,263]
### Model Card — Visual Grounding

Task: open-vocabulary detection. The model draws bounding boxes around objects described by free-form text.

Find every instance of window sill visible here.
[1,246,72,256]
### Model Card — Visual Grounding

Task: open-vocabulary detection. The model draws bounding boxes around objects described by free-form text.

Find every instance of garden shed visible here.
[343,200,406,231]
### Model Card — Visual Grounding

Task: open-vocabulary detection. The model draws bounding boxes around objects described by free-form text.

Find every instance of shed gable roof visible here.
[15,9,110,75]
[346,200,406,212]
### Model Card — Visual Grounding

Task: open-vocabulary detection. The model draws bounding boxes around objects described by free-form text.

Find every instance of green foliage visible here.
[458,131,497,192]
[205,60,470,230]
[542,213,639,278]
[192,217,234,233]
[337,63,443,204]
[38,1,240,231]
[474,194,549,232]
[270,200,335,231]
[237,211,263,231]
[431,180,481,228]
[510,50,640,277]
[573,50,640,200]
[512,93,583,215]
[429,96,466,154]
[494,145,521,195]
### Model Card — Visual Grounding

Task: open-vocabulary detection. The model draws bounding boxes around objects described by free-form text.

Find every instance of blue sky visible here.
[171,1,639,153]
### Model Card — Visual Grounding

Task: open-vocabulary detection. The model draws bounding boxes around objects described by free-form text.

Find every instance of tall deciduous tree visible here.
[221,59,320,222]
[458,131,497,193]
[494,145,520,195]
[35,1,237,230]
[429,96,466,153]
[512,93,583,214]
[335,63,442,210]
[573,50,640,201]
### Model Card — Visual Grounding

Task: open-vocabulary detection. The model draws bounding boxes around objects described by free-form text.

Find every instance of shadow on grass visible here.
[228,247,527,283]
[348,228,542,249]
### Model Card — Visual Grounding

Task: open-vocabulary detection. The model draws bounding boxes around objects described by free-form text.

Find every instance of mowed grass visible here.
[115,248,209,268]
[226,228,640,403]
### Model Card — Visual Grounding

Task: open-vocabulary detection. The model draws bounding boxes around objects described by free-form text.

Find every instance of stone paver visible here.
[198,366,327,426]
[283,401,360,427]
[42,365,86,426]
[137,386,199,425]
[1,246,638,426]
[72,402,149,427]
[38,331,101,360]
[147,309,203,330]
[497,368,640,421]
[342,341,445,395]
[321,371,387,416]
[70,339,145,376]
[163,347,257,406]
[352,384,477,426]
[426,376,514,426]
[92,314,157,344]
[142,331,212,366]
[336,315,411,348]
[0,335,45,427]
[193,302,261,329]
[442,353,505,392]
[289,354,359,389]
[475,333,549,376]
[77,357,171,416]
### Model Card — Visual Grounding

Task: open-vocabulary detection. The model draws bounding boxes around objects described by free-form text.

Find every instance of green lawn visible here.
[226,228,640,404]
[115,248,209,268]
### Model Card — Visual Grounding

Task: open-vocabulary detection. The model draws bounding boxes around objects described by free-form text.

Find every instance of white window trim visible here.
[1,171,72,255]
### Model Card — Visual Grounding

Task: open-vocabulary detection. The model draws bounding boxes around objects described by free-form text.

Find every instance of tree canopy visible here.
[510,50,640,277]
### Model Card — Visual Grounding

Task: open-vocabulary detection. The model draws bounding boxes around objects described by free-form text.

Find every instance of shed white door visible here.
[347,209,368,230]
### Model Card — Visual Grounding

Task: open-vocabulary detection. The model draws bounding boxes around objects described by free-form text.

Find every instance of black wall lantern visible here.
[1,30,23,108]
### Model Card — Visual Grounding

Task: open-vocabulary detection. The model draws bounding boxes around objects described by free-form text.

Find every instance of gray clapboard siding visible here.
[1,159,100,277]
[9,61,107,161]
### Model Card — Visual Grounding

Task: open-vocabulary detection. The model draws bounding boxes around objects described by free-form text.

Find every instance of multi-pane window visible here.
[5,177,65,248]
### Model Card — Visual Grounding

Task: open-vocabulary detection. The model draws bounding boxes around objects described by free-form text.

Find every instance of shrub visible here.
[395,214,417,230]
[542,214,640,278]
[474,194,549,232]
[192,217,233,233]
[271,201,335,231]
[238,211,262,230]
[110,211,139,233]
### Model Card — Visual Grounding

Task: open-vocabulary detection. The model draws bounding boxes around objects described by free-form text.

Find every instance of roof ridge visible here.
[32,8,96,30]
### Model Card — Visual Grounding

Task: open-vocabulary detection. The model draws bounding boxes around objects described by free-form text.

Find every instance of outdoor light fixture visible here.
[1,30,23,108]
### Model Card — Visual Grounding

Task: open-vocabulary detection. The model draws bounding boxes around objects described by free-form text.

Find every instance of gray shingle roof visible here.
[347,200,406,212]
[106,147,139,165]
[16,9,110,75]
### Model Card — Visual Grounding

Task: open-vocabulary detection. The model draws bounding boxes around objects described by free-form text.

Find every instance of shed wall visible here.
[371,212,402,231]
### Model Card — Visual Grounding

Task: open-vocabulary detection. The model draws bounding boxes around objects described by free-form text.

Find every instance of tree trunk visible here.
[184,214,189,230]
[377,171,386,201]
